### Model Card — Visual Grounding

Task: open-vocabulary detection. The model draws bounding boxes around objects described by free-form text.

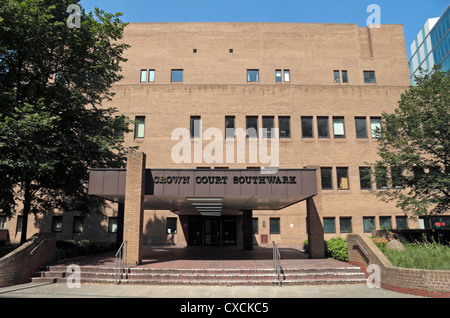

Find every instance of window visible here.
[225,116,235,139]
[342,70,348,83]
[355,117,368,138]
[324,217,336,233]
[140,69,147,82]
[334,70,340,83]
[229,48,233,53]
[166,217,177,234]
[52,216,63,232]
[246,116,258,138]
[252,218,259,234]
[134,116,145,139]
[334,70,348,83]
[363,217,375,233]
[363,71,376,83]
[0,216,6,229]
[391,166,403,189]
[333,117,345,138]
[262,116,274,138]
[108,217,118,233]
[275,70,282,82]
[375,165,387,189]
[16,216,23,233]
[301,116,313,138]
[148,69,155,82]
[190,116,201,138]
[359,167,372,190]
[317,116,329,138]
[396,216,408,230]
[193,48,197,53]
[336,167,349,190]
[73,216,84,233]
[270,218,280,234]
[247,69,259,82]
[340,217,353,233]
[171,69,183,82]
[320,167,333,190]
[283,70,290,82]
[379,216,392,230]
[278,116,291,138]
[370,117,382,138]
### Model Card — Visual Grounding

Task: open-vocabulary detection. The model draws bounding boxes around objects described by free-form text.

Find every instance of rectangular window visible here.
[380,216,392,230]
[391,166,403,189]
[247,69,259,82]
[275,69,282,82]
[73,216,84,233]
[134,116,145,139]
[333,117,345,138]
[270,218,280,234]
[225,116,235,139]
[336,167,349,190]
[370,117,382,138]
[317,116,329,138]
[148,69,155,82]
[246,116,258,138]
[140,69,147,82]
[324,217,336,233]
[355,117,368,138]
[190,116,201,138]
[334,70,340,83]
[52,216,63,233]
[301,116,313,138]
[342,70,348,83]
[171,69,183,82]
[16,216,23,233]
[363,217,375,233]
[340,217,353,233]
[359,167,372,190]
[364,71,376,83]
[278,116,291,138]
[375,165,387,189]
[283,69,290,82]
[262,116,274,138]
[396,216,408,230]
[321,167,333,190]
[252,218,259,234]
[0,216,6,229]
[166,217,177,234]
[108,217,118,233]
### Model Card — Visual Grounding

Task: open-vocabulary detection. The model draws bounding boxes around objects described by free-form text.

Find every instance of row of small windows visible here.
[323,216,410,234]
[139,69,377,84]
[132,115,382,140]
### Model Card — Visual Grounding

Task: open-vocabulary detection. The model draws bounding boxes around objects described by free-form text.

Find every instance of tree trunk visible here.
[20,180,32,245]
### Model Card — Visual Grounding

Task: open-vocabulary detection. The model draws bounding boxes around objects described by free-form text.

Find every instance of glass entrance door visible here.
[188,216,236,246]
[204,218,221,245]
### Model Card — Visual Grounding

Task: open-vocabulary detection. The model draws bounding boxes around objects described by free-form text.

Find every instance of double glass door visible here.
[188,216,236,246]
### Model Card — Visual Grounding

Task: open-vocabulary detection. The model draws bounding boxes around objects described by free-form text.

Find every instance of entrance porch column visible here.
[123,152,146,265]
[305,166,325,258]
[242,210,253,250]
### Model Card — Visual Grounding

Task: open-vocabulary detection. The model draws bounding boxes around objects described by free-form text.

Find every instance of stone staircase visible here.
[32,264,366,286]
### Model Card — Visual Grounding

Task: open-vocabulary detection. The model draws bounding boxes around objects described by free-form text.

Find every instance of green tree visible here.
[0,0,134,244]
[370,66,449,216]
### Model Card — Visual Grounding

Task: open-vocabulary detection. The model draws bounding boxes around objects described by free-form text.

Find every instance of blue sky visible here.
[80,0,448,59]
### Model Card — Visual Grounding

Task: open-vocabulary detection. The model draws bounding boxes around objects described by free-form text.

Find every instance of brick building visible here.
[2,23,447,262]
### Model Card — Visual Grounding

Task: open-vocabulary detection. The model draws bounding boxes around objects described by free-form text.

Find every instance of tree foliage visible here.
[370,66,450,216]
[0,0,134,243]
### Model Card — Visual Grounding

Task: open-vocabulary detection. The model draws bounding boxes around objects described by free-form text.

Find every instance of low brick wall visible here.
[347,234,450,298]
[0,233,56,288]
[0,229,9,242]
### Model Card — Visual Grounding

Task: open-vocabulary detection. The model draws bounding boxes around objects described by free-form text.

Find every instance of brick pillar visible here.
[123,152,146,265]
[242,210,253,250]
[305,166,325,258]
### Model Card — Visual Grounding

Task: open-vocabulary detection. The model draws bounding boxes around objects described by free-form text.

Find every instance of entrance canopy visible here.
[88,168,317,216]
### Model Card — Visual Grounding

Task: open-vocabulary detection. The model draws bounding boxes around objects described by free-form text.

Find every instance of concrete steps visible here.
[32,264,366,286]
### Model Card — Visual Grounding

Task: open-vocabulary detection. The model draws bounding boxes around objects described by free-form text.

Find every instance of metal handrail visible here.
[351,239,369,256]
[115,241,127,284]
[273,241,282,285]
[29,239,47,255]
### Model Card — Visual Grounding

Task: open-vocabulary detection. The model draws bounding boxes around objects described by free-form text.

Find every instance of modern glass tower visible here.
[409,6,450,85]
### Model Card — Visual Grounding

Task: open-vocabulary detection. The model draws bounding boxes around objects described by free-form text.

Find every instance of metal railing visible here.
[115,241,127,284]
[273,241,282,285]
[29,238,47,255]
[351,239,369,256]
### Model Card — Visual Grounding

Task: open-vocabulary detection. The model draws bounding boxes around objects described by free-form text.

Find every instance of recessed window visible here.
[333,70,340,83]
[364,71,376,83]
[166,217,177,234]
[108,217,118,233]
[148,69,155,82]
[340,217,353,233]
[359,167,372,190]
[0,216,6,229]
[279,116,291,138]
[342,70,348,83]
[355,117,368,138]
[396,216,408,229]
[301,116,313,138]
[391,166,403,189]
[225,116,235,139]
[336,167,349,190]
[375,165,388,189]
[275,70,282,82]
[270,218,280,234]
[363,217,375,233]
[252,218,259,234]
[229,48,233,53]
[283,70,290,82]
[317,116,329,138]
[190,116,201,138]
[52,216,63,232]
[247,69,259,82]
[370,117,382,138]
[380,216,392,230]
[332,117,345,138]
[140,69,147,82]
[16,216,23,233]
[134,116,145,139]
[321,167,333,190]
[262,116,274,138]
[171,69,183,82]
[73,216,84,233]
[324,217,336,233]
[246,116,258,138]
[193,48,197,53]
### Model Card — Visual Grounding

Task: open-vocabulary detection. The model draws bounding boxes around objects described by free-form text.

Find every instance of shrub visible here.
[326,237,348,262]
[55,240,115,261]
